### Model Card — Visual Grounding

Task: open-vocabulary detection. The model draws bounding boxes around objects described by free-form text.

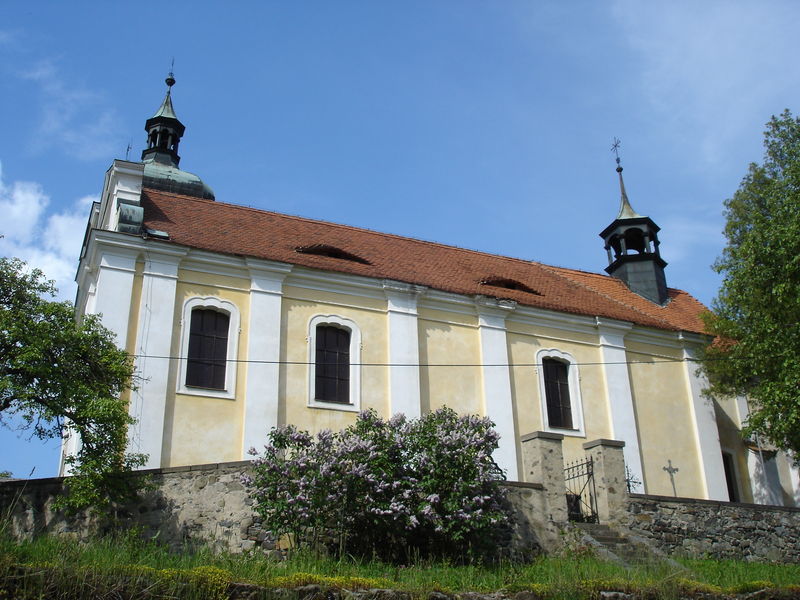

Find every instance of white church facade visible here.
[61,76,800,507]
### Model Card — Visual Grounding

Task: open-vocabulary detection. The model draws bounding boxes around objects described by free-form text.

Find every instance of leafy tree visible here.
[0,256,145,511]
[701,110,800,453]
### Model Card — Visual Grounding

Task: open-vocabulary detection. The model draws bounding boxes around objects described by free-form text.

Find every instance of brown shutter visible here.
[186,309,230,390]
[542,358,573,429]
[315,325,350,403]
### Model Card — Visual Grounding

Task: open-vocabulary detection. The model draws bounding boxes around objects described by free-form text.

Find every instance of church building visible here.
[62,76,800,506]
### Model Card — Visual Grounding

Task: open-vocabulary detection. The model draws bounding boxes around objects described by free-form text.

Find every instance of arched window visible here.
[178,297,240,399]
[308,315,361,411]
[542,358,572,429]
[314,325,350,403]
[536,349,585,436]
[186,308,230,389]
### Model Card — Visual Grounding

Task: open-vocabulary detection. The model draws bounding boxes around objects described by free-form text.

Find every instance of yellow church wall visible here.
[417,307,482,416]
[280,290,389,433]
[283,284,387,312]
[626,340,706,498]
[163,273,251,467]
[508,320,597,348]
[507,333,543,437]
[506,324,610,465]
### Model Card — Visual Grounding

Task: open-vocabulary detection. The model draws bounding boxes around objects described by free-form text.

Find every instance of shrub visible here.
[245,408,508,562]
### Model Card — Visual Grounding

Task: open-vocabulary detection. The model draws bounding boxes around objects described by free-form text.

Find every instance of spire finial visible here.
[165,58,176,89]
[611,136,623,172]
[610,137,642,219]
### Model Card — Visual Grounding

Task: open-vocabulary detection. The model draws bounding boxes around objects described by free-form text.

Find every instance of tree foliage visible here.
[0,256,145,510]
[245,408,509,562]
[701,110,800,453]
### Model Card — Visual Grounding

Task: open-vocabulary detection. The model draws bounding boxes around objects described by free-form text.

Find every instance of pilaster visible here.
[383,280,425,419]
[129,248,186,469]
[242,259,292,457]
[681,334,728,501]
[595,317,644,492]
[90,248,139,348]
[476,296,518,481]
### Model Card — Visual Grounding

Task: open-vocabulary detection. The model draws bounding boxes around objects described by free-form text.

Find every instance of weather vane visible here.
[611,137,622,167]
[125,140,132,161]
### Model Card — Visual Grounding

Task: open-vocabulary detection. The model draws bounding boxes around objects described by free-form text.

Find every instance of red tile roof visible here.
[140,188,710,334]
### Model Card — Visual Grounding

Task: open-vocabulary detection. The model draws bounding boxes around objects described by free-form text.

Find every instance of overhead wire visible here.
[127,353,736,368]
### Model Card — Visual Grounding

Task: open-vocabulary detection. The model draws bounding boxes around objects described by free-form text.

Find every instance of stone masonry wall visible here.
[0,461,548,558]
[623,493,800,561]
[4,451,800,562]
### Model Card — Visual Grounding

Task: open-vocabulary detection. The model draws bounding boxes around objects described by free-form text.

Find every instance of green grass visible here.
[2,529,800,599]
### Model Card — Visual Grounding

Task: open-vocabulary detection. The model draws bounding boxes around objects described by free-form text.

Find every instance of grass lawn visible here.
[2,530,800,599]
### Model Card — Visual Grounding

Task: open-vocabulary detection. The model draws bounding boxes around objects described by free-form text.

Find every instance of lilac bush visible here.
[245,408,509,562]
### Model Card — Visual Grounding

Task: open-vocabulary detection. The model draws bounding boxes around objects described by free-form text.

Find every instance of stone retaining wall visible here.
[622,493,800,561]
[4,436,800,562]
[0,462,548,558]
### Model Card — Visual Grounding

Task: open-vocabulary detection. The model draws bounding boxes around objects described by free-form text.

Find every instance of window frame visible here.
[177,296,240,399]
[307,314,361,412]
[536,348,585,437]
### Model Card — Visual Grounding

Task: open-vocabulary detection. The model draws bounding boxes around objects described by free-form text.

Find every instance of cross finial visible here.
[166,58,176,89]
[611,137,623,171]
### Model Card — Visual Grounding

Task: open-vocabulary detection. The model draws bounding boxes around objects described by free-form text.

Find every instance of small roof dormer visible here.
[599,141,668,305]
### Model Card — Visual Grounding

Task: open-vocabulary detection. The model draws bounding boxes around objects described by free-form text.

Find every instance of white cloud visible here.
[21,60,123,161]
[0,161,93,301]
[612,0,800,166]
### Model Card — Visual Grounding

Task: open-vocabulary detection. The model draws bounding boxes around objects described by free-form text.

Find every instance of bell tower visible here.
[599,141,668,305]
[141,71,185,167]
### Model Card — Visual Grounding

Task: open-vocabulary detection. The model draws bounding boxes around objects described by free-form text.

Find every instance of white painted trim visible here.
[98,160,144,231]
[307,314,362,412]
[476,297,518,481]
[383,281,425,418]
[680,337,728,501]
[129,251,182,468]
[241,264,289,458]
[535,348,586,438]
[177,296,241,400]
[88,247,139,349]
[595,317,645,493]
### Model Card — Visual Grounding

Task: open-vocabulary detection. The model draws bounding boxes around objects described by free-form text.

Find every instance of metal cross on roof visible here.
[611,137,622,166]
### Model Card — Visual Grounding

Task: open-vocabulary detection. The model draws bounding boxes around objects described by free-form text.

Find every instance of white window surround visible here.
[177,296,240,399]
[307,314,362,412]
[536,348,585,437]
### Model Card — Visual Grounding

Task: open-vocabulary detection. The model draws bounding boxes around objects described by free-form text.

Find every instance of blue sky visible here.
[1,1,799,478]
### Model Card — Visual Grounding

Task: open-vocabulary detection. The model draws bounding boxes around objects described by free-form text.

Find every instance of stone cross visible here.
[663,459,679,497]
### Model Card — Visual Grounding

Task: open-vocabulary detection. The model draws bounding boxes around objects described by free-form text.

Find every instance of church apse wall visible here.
[626,338,706,499]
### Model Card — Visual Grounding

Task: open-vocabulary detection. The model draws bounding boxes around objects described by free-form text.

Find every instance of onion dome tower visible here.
[599,142,668,304]
[140,72,215,200]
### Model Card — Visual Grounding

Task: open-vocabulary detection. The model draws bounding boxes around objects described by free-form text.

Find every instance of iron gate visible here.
[564,456,598,523]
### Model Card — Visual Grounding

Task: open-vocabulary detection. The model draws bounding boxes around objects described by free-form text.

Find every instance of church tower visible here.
[141,71,185,167]
[599,147,668,305]
[139,72,215,200]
